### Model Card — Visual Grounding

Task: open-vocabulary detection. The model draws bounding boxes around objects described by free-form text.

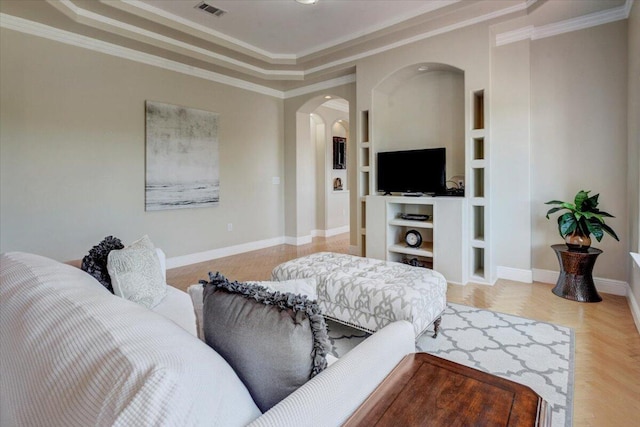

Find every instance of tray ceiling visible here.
[0,0,629,93]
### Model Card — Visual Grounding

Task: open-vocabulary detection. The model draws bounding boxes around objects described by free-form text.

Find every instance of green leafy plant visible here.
[545,190,619,242]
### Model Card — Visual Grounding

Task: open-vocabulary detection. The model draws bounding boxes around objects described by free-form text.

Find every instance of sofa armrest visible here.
[248,320,415,427]
[155,248,167,281]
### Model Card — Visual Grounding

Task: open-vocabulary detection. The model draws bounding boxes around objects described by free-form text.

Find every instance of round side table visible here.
[551,244,602,302]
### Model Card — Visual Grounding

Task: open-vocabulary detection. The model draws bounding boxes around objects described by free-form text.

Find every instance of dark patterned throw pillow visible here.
[81,236,124,293]
[200,272,329,412]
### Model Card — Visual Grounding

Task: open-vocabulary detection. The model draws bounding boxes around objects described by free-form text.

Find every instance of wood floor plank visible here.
[166,234,640,427]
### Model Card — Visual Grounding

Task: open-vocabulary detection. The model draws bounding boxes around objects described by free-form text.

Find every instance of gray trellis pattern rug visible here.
[327,303,574,427]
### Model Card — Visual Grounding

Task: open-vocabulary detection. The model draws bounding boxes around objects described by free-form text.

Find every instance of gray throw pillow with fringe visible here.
[200,272,329,412]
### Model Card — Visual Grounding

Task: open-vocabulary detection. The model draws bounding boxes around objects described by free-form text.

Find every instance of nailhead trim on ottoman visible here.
[271,252,447,338]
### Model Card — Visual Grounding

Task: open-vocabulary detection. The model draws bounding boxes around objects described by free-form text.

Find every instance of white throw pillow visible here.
[107,235,167,308]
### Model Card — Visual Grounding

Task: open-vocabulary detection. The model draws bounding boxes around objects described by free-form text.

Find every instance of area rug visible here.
[327,303,574,427]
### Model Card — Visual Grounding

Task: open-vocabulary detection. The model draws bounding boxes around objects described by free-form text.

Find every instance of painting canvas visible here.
[145,101,219,211]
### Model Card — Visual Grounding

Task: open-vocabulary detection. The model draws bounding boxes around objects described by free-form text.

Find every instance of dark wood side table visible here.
[551,244,603,302]
[344,353,550,427]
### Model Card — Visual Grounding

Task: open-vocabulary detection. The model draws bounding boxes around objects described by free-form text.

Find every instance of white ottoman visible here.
[271,252,447,338]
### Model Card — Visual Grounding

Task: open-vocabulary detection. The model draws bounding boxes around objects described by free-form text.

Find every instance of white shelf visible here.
[388,218,434,229]
[388,242,434,258]
[361,166,370,172]
[470,270,486,282]
[470,159,486,168]
[361,142,370,148]
[471,239,486,248]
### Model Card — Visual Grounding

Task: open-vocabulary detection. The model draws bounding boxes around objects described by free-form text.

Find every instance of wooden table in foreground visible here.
[344,353,550,427]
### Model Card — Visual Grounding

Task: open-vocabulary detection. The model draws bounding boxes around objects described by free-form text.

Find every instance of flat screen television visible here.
[377,148,446,195]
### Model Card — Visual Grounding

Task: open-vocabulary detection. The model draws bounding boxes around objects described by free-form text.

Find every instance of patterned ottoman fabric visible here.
[271,252,447,338]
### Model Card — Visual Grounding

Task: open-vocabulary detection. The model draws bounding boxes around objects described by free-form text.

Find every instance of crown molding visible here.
[321,100,349,113]
[0,13,284,97]
[33,0,529,80]
[283,75,356,99]
[294,0,461,58]
[306,0,531,76]
[0,13,357,100]
[495,25,534,46]
[495,0,633,47]
[116,0,296,63]
[46,0,304,79]
[4,0,631,98]
[117,0,460,61]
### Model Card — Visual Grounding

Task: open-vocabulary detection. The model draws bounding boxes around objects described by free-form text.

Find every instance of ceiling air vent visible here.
[195,2,227,17]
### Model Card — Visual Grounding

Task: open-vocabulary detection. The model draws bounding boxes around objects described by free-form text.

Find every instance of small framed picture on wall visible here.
[333,137,346,169]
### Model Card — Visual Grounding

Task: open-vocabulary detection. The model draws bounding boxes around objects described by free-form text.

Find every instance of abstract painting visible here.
[145,101,219,211]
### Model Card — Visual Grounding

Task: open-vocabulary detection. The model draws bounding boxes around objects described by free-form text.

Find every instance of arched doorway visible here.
[293,96,350,242]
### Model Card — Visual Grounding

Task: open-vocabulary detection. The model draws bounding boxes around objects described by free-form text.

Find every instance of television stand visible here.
[365,195,465,284]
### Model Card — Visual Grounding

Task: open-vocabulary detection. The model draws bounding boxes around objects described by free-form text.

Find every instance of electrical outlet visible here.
[227,223,233,232]
[272,177,280,185]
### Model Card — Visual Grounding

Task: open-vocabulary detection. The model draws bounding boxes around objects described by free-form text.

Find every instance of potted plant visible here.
[545,190,619,252]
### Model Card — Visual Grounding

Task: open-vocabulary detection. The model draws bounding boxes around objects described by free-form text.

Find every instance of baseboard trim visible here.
[284,235,312,246]
[497,266,533,283]
[312,226,350,238]
[167,230,348,268]
[532,268,629,296]
[628,289,640,335]
[166,236,285,269]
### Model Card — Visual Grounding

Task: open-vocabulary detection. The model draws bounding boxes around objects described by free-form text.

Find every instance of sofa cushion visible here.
[0,252,261,427]
[200,272,329,412]
[107,235,167,309]
[81,235,124,293]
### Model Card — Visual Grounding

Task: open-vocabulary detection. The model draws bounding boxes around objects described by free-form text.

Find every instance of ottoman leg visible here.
[432,316,442,338]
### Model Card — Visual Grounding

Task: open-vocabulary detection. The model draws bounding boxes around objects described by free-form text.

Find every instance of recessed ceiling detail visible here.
[0,0,630,92]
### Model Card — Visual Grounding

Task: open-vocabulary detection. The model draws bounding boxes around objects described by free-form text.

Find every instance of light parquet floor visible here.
[166,233,640,427]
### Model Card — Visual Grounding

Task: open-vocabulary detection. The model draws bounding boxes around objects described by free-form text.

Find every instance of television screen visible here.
[377,148,446,195]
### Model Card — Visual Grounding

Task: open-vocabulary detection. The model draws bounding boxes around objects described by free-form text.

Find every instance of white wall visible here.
[374,70,465,181]
[0,28,285,261]
[530,21,629,281]
[490,38,532,275]
[311,113,324,230]
[627,1,640,313]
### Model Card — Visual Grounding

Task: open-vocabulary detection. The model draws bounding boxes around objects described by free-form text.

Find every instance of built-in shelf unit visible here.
[356,64,489,286]
[366,196,465,284]
[357,110,371,255]
[469,89,489,282]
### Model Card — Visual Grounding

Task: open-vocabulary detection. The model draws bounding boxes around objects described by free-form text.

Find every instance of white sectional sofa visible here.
[0,251,415,426]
